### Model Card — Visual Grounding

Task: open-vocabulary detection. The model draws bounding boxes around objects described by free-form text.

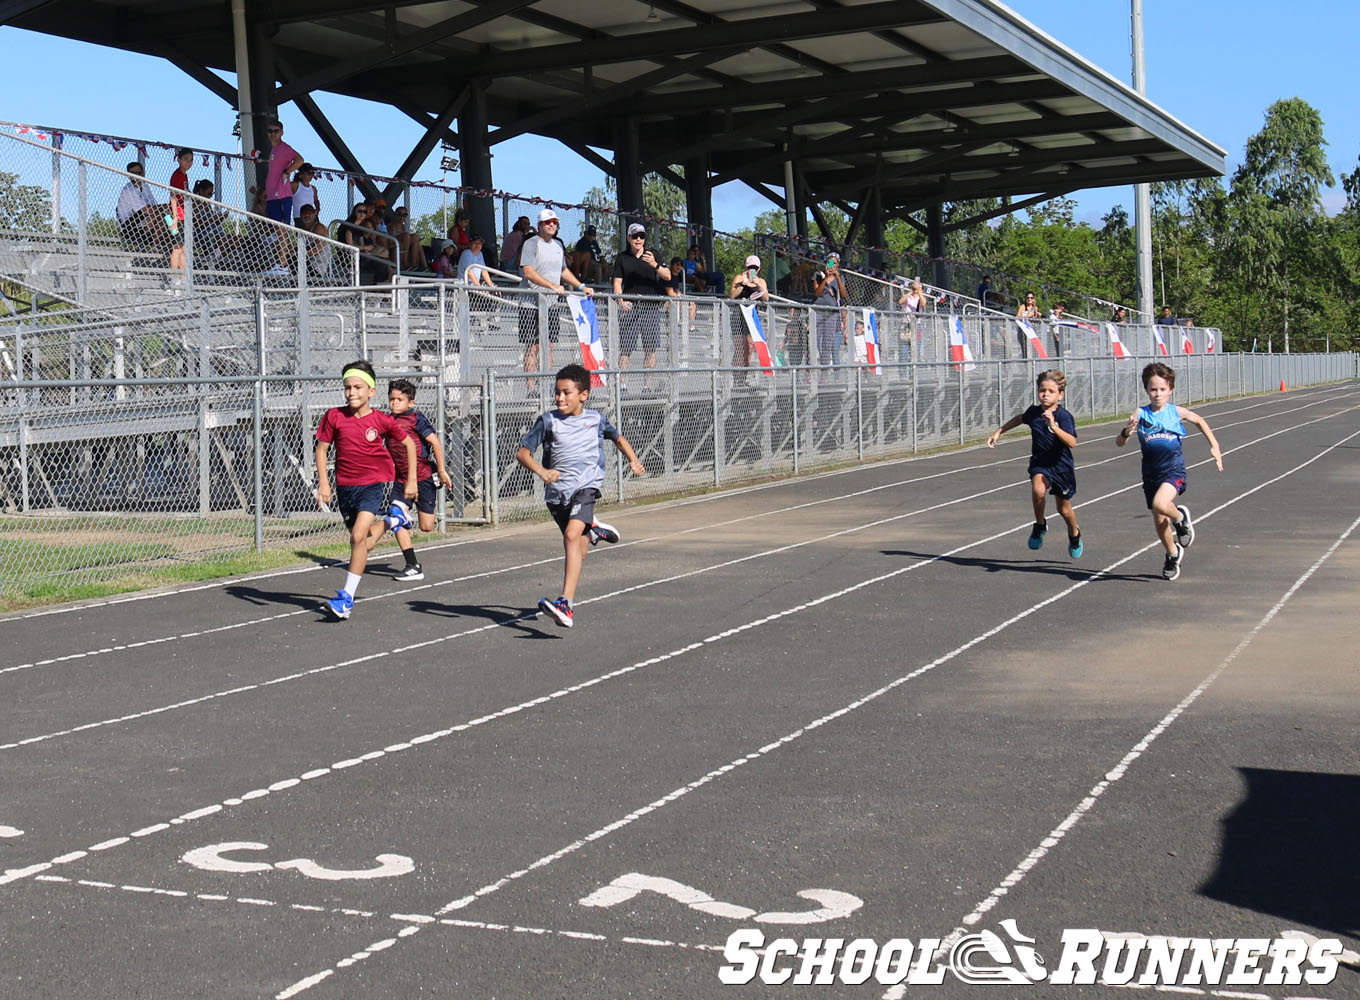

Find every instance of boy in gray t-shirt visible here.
[516,364,646,628]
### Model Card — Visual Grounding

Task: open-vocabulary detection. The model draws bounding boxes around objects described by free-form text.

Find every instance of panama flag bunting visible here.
[1105,322,1130,359]
[857,307,882,373]
[1180,327,1195,355]
[1152,325,1170,356]
[1016,318,1048,359]
[565,294,607,386]
[1205,328,1216,354]
[949,316,977,371]
[738,303,776,375]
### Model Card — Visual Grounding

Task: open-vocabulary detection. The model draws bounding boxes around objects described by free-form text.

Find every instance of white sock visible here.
[345,572,362,596]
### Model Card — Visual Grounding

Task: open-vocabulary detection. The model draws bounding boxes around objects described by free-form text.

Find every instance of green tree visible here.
[0,170,55,230]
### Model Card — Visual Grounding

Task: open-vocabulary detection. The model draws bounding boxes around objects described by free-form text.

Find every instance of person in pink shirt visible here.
[263,119,303,225]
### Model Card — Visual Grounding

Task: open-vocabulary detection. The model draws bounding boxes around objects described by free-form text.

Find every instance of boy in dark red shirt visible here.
[376,378,453,581]
[314,360,417,619]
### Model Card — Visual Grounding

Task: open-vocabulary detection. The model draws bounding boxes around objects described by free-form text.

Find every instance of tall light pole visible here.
[1132,0,1154,323]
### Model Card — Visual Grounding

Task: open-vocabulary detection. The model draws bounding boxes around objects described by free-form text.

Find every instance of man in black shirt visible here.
[612,223,672,392]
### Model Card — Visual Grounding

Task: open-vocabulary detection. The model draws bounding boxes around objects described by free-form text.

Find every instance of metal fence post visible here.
[957,360,966,446]
[198,300,211,516]
[487,370,499,526]
[1088,357,1095,422]
[712,369,723,487]
[910,359,918,453]
[254,291,267,551]
[855,364,864,461]
[76,161,88,303]
[614,374,625,501]
[791,366,800,473]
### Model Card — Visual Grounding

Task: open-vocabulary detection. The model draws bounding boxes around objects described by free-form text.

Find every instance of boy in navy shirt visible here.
[377,378,453,581]
[516,364,646,628]
[314,360,417,619]
[987,369,1083,557]
[1116,362,1222,581]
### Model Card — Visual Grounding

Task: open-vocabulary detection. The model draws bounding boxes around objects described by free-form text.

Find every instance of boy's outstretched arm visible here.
[314,440,332,507]
[986,413,1024,448]
[1177,408,1224,470]
[401,436,419,500]
[426,432,453,489]
[613,434,647,477]
[515,445,560,484]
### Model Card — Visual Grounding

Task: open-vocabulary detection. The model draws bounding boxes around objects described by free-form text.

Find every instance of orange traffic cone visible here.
[1280,378,1287,392]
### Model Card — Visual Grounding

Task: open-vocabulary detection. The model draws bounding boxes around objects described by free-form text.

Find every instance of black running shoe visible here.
[1027,522,1047,550]
[1175,505,1194,548]
[1162,543,1183,581]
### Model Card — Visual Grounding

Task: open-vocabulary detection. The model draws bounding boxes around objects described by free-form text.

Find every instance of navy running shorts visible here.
[336,481,392,529]
[1143,472,1186,509]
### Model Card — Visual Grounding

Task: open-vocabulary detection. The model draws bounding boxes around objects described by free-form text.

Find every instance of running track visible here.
[2,383,1358,1000]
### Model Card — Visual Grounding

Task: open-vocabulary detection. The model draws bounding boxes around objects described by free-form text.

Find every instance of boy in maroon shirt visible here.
[314,360,417,619]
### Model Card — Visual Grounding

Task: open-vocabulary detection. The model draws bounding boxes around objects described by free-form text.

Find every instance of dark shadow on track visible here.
[224,584,329,610]
[880,550,1153,583]
[405,600,556,638]
[1200,768,1360,941]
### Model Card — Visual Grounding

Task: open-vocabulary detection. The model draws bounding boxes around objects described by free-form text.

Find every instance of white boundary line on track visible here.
[2,382,1348,624]
[5,386,1352,686]
[270,422,1360,999]
[5,396,1354,755]
[28,876,1343,1000]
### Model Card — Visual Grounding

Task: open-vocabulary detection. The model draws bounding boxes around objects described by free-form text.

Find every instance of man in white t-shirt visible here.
[519,207,593,381]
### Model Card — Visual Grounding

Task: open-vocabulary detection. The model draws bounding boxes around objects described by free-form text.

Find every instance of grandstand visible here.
[1,122,1354,605]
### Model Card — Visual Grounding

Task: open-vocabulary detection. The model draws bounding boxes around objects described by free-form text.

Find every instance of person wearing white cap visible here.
[612,223,671,392]
[728,253,769,381]
[519,207,593,387]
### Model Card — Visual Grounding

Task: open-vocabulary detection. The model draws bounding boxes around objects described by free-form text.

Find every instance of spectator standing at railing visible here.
[1111,306,1128,324]
[729,254,770,379]
[612,222,671,393]
[812,251,848,376]
[1016,291,1041,358]
[977,274,993,307]
[1049,301,1067,357]
[263,120,304,225]
[520,207,593,386]
[167,148,193,270]
[897,278,924,362]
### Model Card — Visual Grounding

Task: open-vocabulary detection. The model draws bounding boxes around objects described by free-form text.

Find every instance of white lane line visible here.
[275,423,1360,999]
[3,381,1347,629]
[7,387,1350,686]
[3,408,1356,897]
[878,513,1360,1000]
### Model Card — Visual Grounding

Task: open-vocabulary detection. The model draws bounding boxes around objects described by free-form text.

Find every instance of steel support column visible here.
[459,83,497,259]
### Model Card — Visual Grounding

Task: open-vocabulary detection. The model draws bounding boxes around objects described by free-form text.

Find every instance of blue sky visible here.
[0,0,1353,231]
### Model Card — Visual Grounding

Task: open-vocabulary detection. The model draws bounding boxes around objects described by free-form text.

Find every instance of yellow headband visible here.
[342,368,375,388]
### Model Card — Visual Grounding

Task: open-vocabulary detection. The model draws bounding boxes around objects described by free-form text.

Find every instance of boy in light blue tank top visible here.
[1115,362,1222,581]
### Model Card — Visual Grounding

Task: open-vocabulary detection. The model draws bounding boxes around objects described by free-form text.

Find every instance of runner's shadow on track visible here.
[880,550,1149,583]
[1200,768,1360,939]
[405,600,553,638]
[224,584,329,610]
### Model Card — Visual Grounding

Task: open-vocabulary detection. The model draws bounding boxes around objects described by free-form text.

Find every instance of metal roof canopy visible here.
[5,0,1225,235]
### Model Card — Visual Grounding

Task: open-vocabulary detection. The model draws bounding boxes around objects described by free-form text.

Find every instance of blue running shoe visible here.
[1027,522,1047,550]
[1068,531,1083,559]
[387,499,413,533]
[324,589,354,620]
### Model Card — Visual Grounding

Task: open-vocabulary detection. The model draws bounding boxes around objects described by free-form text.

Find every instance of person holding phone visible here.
[812,251,848,379]
[612,223,671,392]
